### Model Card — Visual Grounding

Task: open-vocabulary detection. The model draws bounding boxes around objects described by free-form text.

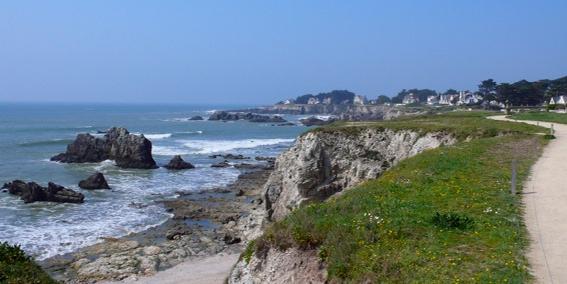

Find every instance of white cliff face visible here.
[264,128,456,221]
[229,248,326,284]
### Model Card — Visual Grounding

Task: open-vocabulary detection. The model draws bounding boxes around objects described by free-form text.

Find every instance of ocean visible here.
[0,103,307,260]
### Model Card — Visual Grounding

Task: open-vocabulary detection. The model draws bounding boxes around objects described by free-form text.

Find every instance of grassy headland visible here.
[248,112,547,282]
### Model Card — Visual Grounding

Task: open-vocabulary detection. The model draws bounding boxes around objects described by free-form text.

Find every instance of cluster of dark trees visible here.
[291,90,357,104]
[481,76,567,107]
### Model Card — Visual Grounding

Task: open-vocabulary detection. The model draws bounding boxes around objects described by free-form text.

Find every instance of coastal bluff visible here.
[51,127,157,169]
[229,127,456,283]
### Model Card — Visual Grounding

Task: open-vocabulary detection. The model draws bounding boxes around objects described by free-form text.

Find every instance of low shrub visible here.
[0,242,56,284]
[431,212,474,230]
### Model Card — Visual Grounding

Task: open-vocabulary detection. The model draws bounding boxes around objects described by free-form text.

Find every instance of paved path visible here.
[104,253,239,284]
[490,116,567,284]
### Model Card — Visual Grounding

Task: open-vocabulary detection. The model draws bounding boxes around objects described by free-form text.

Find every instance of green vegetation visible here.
[249,114,546,282]
[511,111,567,125]
[314,111,543,140]
[0,242,57,284]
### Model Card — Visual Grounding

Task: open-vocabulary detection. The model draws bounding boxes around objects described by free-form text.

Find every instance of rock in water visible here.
[2,180,84,204]
[164,155,195,170]
[51,127,157,169]
[79,172,111,190]
[189,115,204,120]
[211,160,231,168]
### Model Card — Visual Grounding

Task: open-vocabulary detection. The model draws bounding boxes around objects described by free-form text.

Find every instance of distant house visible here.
[427,95,439,105]
[438,94,459,105]
[457,91,481,105]
[353,95,367,105]
[549,95,567,105]
[402,93,419,105]
[280,99,294,105]
[307,97,320,105]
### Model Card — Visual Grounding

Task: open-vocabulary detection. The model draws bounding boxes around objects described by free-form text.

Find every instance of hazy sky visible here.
[1,1,566,104]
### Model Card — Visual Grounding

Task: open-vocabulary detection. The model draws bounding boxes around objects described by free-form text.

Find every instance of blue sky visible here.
[0,1,566,104]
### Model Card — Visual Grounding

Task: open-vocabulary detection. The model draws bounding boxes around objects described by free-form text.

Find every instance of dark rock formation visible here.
[211,160,231,168]
[299,116,336,126]
[189,116,204,120]
[79,172,111,190]
[223,234,241,245]
[164,155,195,170]
[51,127,157,169]
[165,225,191,240]
[2,180,84,204]
[273,122,295,126]
[208,111,287,123]
[209,154,249,160]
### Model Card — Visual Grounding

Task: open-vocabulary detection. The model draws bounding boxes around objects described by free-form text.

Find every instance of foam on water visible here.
[137,133,172,140]
[0,165,240,260]
[181,138,295,154]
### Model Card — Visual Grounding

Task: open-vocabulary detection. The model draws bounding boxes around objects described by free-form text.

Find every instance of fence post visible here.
[511,159,517,195]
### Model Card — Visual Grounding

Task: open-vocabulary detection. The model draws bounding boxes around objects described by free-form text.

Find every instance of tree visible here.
[442,89,458,96]
[478,79,497,101]
[376,95,391,104]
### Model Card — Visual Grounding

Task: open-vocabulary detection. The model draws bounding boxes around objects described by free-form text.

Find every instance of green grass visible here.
[510,111,567,125]
[0,242,57,284]
[250,114,546,283]
[314,111,544,140]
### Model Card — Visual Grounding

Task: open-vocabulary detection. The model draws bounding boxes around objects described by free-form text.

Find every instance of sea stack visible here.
[79,172,111,190]
[51,127,158,169]
[164,155,195,170]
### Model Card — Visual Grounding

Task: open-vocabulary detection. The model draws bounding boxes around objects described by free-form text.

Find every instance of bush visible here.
[0,242,56,284]
[431,212,474,230]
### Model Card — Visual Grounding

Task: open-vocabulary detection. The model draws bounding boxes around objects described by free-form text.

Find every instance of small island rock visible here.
[164,155,195,170]
[79,172,111,190]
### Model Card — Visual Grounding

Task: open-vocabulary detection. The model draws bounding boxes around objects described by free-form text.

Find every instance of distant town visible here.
[277,76,567,109]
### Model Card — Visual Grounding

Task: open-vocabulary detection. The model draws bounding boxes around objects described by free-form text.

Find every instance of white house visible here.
[438,94,459,105]
[307,97,320,105]
[402,93,419,104]
[427,95,439,105]
[549,95,567,105]
[353,95,367,105]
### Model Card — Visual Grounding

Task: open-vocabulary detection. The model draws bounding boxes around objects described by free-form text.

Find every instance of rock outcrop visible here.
[51,127,157,169]
[189,115,204,120]
[164,155,195,170]
[79,173,111,190]
[208,111,287,123]
[2,180,85,204]
[228,248,326,284]
[263,128,456,221]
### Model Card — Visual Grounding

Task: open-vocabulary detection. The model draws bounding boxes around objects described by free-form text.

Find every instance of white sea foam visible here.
[134,133,172,140]
[152,146,193,156]
[94,160,116,171]
[181,138,295,154]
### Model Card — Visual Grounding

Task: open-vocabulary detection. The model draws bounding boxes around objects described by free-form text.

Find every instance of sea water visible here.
[0,103,307,260]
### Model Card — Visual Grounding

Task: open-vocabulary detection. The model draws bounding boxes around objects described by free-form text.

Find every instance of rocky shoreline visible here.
[41,165,272,283]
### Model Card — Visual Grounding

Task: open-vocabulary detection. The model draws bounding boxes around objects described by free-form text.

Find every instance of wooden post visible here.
[511,159,517,195]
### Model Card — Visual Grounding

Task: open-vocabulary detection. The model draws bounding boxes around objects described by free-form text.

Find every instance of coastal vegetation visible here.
[247,112,546,282]
[0,242,56,284]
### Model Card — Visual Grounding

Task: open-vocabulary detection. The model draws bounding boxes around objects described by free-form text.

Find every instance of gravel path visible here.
[490,115,567,283]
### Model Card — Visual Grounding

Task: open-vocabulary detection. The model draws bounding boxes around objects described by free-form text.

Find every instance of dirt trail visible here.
[490,115,567,283]
[103,253,239,284]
